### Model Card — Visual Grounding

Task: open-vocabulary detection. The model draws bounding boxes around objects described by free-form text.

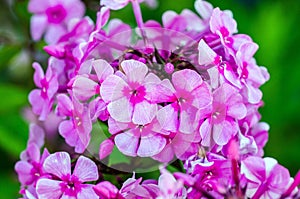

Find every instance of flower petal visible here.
[73,156,99,182]
[137,134,166,157]
[43,152,71,178]
[36,179,62,199]
[100,75,128,102]
[107,97,133,123]
[132,101,157,125]
[121,60,148,83]
[92,59,114,83]
[114,131,139,156]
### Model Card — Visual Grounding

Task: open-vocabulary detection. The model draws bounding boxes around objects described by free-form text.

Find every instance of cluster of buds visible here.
[15,0,300,198]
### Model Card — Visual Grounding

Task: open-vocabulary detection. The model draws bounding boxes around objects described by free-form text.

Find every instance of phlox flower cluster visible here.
[15,0,300,198]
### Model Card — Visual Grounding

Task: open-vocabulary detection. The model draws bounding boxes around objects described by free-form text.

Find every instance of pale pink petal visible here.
[107,97,133,123]
[43,152,71,178]
[227,101,247,120]
[92,59,114,83]
[137,134,166,157]
[200,119,212,147]
[59,120,77,148]
[28,89,43,115]
[96,7,110,29]
[198,39,217,66]
[28,0,49,13]
[179,105,198,134]
[101,0,129,10]
[100,75,128,102]
[245,83,262,104]
[121,60,148,83]
[93,181,119,198]
[114,131,139,156]
[64,0,85,21]
[77,185,99,199]
[132,101,157,125]
[194,0,213,20]
[73,156,98,182]
[73,76,98,101]
[32,62,44,88]
[36,179,62,199]
[191,82,212,108]
[172,69,203,92]
[30,15,48,41]
[212,119,237,146]
[28,123,45,148]
[181,9,205,31]
[156,104,178,132]
[241,156,266,184]
[152,143,174,163]
[45,24,66,44]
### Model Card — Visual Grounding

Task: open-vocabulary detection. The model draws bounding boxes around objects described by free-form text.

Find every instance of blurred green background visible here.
[0,0,299,198]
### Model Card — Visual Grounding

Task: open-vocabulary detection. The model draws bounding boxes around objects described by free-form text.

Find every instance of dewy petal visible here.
[107,97,133,123]
[132,101,157,125]
[43,152,71,178]
[36,179,62,199]
[73,76,98,101]
[137,134,166,157]
[120,60,148,83]
[73,156,99,182]
[100,75,128,102]
[30,15,48,41]
[92,59,114,83]
[32,62,44,88]
[172,69,203,92]
[114,131,139,156]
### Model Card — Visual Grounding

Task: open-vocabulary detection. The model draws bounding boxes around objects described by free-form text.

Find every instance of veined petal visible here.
[73,156,98,182]
[15,161,34,185]
[132,101,157,125]
[172,69,203,92]
[56,94,73,117]
[77,185,99,199]
[199,119,212,147]
[92,59,114,83]
[36,179,62,199]
[43,152,71,178]
[115,131,139,156]
[107,97,133,123]
[121,60,148,83]
[73,76,98,101]
[100,75,128,102]
[137,134,166,157]
[212,119,237,146]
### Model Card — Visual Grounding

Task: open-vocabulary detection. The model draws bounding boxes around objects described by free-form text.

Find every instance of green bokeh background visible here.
[0,0,299,198]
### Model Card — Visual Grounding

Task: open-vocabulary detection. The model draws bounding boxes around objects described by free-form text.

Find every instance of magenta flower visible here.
[28,62,58,121]
[56,94,92,153]
[15,124,50,198]
[200,83,247,147]
[28,0,85,43]
[241,156,291,199]
[36,152,98,198]
[101,60,159,125]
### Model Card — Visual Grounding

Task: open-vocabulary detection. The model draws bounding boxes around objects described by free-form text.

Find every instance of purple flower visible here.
[56,94,92,153]
[200,83,247,147]
[36,152,98,198]
[28,62,58,121]
[28,0,85,43]
[241,156,291,199]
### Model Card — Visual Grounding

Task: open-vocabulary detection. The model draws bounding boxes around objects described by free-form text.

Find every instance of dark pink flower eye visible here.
[46,4,67,24]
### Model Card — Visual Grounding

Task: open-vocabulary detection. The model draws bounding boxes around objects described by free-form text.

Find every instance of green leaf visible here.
[0,84,28,113]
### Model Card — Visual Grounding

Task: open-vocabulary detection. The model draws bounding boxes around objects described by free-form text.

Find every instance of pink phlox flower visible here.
[93,181,121,199]
[15,124,50,198]
[155,69,212,134]
[44,17,95,65]
[153,130,201,162]
[235,42,270,103]
[101,0,156,10]
[199,83,247,148]
[101,60,159,125]
[198,39,241,89]
[248,122,269,157]
[36,152,99,199]
[29,62,58,121]
[241,156,291,199]
[209,7,237,56]
[28,0,85,44]
[184,153,232,198]
[156,167,186,199]
[56,93,92,153]
[107,114,167,157]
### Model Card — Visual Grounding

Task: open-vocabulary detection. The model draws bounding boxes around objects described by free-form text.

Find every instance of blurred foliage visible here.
[0,0,299,198]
